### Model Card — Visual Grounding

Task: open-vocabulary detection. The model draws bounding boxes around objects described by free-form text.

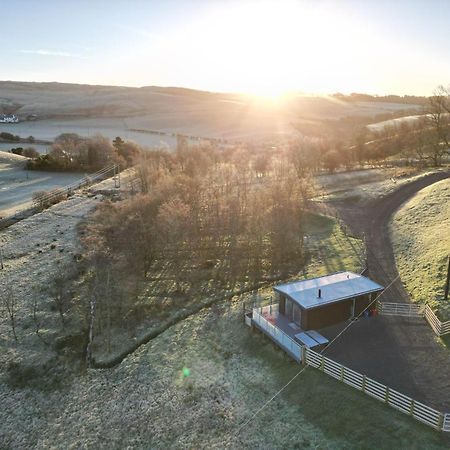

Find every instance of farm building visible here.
[274,271,384,330]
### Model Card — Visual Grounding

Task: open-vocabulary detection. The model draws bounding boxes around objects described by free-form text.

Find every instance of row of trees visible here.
[292,85,450,172]
[26,133,141,171]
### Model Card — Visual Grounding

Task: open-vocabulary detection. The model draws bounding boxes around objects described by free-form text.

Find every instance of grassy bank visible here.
[92,212,365,365]
[390,178,450,320]
[315,167,440,203]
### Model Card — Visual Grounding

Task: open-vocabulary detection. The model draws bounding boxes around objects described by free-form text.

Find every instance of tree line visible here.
[26,134,141,171]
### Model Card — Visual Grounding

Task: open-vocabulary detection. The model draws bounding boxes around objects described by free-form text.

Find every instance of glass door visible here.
[285,298,293,319]
[293,304,302,326]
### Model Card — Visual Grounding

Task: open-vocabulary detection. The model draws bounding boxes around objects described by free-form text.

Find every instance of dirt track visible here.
[335,170,450,302]
[323,170,450,412]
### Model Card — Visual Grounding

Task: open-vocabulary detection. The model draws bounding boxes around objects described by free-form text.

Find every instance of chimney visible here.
[318,288,321,298]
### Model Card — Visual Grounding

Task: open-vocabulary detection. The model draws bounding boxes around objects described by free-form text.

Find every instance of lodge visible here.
[274,271,384,330]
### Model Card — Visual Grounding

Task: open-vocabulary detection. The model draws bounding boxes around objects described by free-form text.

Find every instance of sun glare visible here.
[157,1,378,96]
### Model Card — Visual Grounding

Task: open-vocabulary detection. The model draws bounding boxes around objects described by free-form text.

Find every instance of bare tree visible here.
[427,85,450,166]
[33,294,48,345]
[50,274,70,329]
[1,283,18,341]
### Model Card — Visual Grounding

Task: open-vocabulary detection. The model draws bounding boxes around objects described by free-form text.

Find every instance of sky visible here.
[1,0,450,96]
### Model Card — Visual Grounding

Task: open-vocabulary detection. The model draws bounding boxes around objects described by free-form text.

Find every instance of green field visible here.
[3,212,449,448]
[390,178,450,320]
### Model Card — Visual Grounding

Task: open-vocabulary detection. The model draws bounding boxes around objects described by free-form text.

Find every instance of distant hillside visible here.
[0,81,423,143]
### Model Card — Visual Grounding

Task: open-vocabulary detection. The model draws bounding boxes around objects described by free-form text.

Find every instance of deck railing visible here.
[252,306,302,362]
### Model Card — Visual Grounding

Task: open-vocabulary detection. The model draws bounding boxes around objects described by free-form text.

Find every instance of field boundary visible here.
[0,164,119,230]
[424,305,450,336]
[249,306,450,432]
[377,301,450,336]
[377,301,423,317]
[304,347,447,431]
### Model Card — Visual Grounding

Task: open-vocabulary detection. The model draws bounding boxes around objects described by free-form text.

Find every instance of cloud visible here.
[112,23,164,42]
[17,49,87,58]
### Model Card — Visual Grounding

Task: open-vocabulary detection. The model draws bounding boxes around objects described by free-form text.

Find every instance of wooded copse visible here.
[81,143,314,357]
[26,133,141,171]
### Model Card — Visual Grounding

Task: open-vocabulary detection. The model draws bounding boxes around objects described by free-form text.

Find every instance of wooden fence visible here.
[249,308,450,432]
[443,413,450,432]
[424,305,450,336]
[0,164,118,230]
[377,301,450,337]
[377,302,422,317]
[304,348,446,431]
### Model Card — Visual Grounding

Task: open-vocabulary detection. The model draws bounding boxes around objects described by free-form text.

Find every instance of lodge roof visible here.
[273,271,384,310]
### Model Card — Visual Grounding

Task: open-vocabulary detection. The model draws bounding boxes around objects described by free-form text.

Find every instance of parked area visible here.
[250,303,450,432]
[321,314,450,412]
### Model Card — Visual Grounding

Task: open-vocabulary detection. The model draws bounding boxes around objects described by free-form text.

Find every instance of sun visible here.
[170,0,370,96]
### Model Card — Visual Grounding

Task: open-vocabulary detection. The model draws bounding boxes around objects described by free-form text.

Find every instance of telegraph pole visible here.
[444,256,450,301]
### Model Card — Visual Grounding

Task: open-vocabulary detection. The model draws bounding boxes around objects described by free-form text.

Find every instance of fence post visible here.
[385,386,390,404]
[301,346,307,365]
[438,413,444,431]
[340,366,345,381]
[410,400,415,417]
[362,375,366,393]
[320,354,325,371]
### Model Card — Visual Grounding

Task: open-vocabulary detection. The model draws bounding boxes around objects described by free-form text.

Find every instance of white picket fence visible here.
[249,308,450,432]
[377,301,450,337]
[305,348,446,431]
[252,307,302,362]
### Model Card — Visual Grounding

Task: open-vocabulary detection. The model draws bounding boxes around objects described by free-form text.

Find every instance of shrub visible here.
[22,147,39,158]
[32,189,67,210]
[0,131,20,142]
[10,147,24,155]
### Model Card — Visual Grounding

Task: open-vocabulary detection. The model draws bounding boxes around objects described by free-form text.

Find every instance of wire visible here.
[232,272,400,440]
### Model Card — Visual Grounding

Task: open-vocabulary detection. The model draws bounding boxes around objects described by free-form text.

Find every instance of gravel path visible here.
[323,170,450,411]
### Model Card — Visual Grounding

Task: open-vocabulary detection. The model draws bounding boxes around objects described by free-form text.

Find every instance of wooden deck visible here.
[258,304,302,339]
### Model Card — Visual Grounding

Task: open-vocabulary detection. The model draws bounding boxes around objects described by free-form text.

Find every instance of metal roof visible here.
[273,271,384,310]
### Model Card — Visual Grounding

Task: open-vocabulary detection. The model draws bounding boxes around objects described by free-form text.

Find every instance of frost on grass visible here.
[390,178,450,319]
[315,167,438,203]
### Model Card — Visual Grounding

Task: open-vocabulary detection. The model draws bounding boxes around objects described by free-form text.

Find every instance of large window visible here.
[285,298,302,326]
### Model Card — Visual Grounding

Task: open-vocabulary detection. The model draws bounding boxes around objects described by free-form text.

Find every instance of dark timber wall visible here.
[278,293,375,330]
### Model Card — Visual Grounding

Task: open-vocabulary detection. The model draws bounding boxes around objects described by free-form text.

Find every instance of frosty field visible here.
[390,178,450,319]
[0,151,85,217]
[0,187,448,449]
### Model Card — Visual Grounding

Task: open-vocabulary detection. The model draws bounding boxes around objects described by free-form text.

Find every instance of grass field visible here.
[390,178,450,320]
[315,167,439,203]
[2,204,449,448]
[3,290,449,448]
[0,151,86,217]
